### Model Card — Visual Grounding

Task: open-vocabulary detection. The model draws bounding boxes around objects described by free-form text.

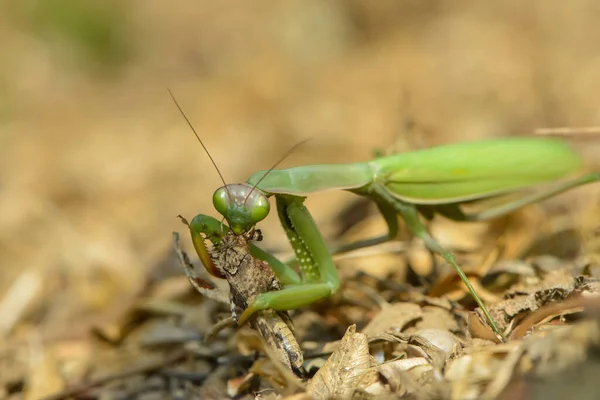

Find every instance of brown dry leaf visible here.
[445,342,521,400]
[489,208,547,261]
[369,328,462,371]
[362,357,438,397]
[238,329,305,393]
[361,303,422,337]
[406,240,434,277]
[24,342,65,400]
[337,248,408,281]
[519,316,600,377]
[306,325,373,399]
[249,358,305,395]
[469,311,503,342]
[452,309,600,398]
[509,295,599,340]
[428,267,502,304]
[0,270,43,337]
[136,319,201,347]
[483,260,537,293]
[196,365,230,399]
[431,219,490,254]
[408,329,462,369]
[226,372,256,398]
[486,275,599,334]
[280,393,313,400]
[502,263,575,299]
[334,202,410,279]
[411,305,462,334]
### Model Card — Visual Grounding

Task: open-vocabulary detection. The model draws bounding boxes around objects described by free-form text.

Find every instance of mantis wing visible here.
[374,137,584,204]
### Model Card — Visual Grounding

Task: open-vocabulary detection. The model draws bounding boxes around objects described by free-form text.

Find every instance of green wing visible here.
[373,137,583,204]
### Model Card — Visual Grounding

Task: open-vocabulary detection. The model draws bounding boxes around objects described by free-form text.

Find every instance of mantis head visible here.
[168,91,274,235]
[213,183,270,235]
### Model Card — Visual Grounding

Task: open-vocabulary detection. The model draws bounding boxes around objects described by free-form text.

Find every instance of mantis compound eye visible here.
[213,186,231,217]
[247,192,270,224]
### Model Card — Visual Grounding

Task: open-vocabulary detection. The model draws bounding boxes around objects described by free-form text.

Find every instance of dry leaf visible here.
[306,325,373,399]
[361,303,422,337]
[363,358,436,397]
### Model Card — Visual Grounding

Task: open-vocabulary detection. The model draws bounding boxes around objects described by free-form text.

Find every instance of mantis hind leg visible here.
[330,199,400,254]
[238,194,340,325]
[371,184,503,337]
[448,172,600,222]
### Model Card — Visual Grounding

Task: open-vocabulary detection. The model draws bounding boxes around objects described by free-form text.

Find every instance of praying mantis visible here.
[172,93,599,338]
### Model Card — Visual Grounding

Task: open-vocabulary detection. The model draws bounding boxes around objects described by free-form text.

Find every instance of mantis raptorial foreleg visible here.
[237,195,340,325]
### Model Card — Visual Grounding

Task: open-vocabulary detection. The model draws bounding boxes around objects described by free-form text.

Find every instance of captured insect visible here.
[174,216,304,375]
[170,90,599,337]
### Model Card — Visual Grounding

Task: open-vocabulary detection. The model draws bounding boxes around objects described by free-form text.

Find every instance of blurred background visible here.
[1,0,600,396]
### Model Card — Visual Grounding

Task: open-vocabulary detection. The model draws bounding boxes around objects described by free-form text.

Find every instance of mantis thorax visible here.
[213,183,270,235]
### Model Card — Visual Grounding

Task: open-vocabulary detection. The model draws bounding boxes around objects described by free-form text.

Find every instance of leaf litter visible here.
[0,185,598,400]
[0,206,594,399]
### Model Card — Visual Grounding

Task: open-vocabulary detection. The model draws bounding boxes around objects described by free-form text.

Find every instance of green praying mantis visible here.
[172,93,599,338]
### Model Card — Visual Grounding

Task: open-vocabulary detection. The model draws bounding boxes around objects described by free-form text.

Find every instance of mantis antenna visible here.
[168,88,233,202]
[243,138,311,206]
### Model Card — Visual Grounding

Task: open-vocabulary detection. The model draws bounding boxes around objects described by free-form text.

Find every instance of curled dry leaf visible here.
[408,329,462,365]
[172,232,229,304]
[363,357,437,397]
[468,310,503,342]
[306,325,373,400]
[369,329,462,372]
[509,296,593,339]
[484,275,599,335]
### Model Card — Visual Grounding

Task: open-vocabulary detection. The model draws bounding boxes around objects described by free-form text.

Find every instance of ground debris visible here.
[306,325,373,399]
[3,3,600,398]
[4,216,600,400]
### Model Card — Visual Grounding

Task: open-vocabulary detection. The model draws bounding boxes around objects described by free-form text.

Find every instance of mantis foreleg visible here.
[238,195,340,325]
